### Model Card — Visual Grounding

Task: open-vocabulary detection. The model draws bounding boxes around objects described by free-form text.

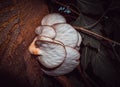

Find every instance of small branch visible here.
[73,26,120,46]
[54,76,74,87]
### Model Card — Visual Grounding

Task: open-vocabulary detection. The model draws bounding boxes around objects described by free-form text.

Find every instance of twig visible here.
[73,26,120,46]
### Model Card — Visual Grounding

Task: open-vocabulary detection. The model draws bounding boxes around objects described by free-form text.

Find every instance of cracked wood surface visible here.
[0,0,48,87]
[0,1,75,87]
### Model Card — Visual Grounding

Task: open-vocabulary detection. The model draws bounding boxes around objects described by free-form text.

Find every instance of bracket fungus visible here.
[29,13,82,76]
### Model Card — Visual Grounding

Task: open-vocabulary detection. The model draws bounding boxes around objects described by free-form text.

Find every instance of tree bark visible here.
[0,0,48,87]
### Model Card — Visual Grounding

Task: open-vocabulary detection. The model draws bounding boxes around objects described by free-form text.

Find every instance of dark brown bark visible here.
[0,1,76,87]
[0,0,48,87]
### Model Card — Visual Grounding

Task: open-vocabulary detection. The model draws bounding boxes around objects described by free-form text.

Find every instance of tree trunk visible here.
[0,0,48,87]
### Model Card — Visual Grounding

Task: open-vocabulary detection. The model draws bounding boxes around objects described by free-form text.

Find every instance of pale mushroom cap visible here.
[35,26,42,35]
[42,46,80,76]
[35,26,56,39]
[53,23,78,48]
[41,13,66,26]
[36,37,66,69]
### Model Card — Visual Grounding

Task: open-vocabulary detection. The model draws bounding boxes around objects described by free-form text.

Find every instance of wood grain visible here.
[0,0,48,87]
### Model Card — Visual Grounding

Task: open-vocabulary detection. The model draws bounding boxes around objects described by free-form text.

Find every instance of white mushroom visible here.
[35,36,66,69]
[41,13,66,26]
[42,46,80,76]
[35,25,56,39]
[53,23,79,48]
[28,13,82,76]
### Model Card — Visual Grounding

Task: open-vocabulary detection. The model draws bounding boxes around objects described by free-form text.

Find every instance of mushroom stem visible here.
[29,37,41,55]
[54,0,80,16]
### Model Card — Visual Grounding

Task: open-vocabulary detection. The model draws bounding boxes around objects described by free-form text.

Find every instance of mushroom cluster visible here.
[29,13,82,76]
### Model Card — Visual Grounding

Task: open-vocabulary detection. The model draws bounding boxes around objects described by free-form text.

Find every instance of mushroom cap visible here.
[35,25,56,39]
[36,36,66,69]
[29,13,82,76]
[53,23,78,48]
[77,32,82,46]
[35,26,42,35]
[42,46,80,76]
[41,13,66,26]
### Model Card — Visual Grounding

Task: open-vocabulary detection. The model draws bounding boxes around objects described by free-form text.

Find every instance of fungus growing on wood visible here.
[29,13,82,76]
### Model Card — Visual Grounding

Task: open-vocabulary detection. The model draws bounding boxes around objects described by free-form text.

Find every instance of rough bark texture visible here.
[0,0,48,87]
